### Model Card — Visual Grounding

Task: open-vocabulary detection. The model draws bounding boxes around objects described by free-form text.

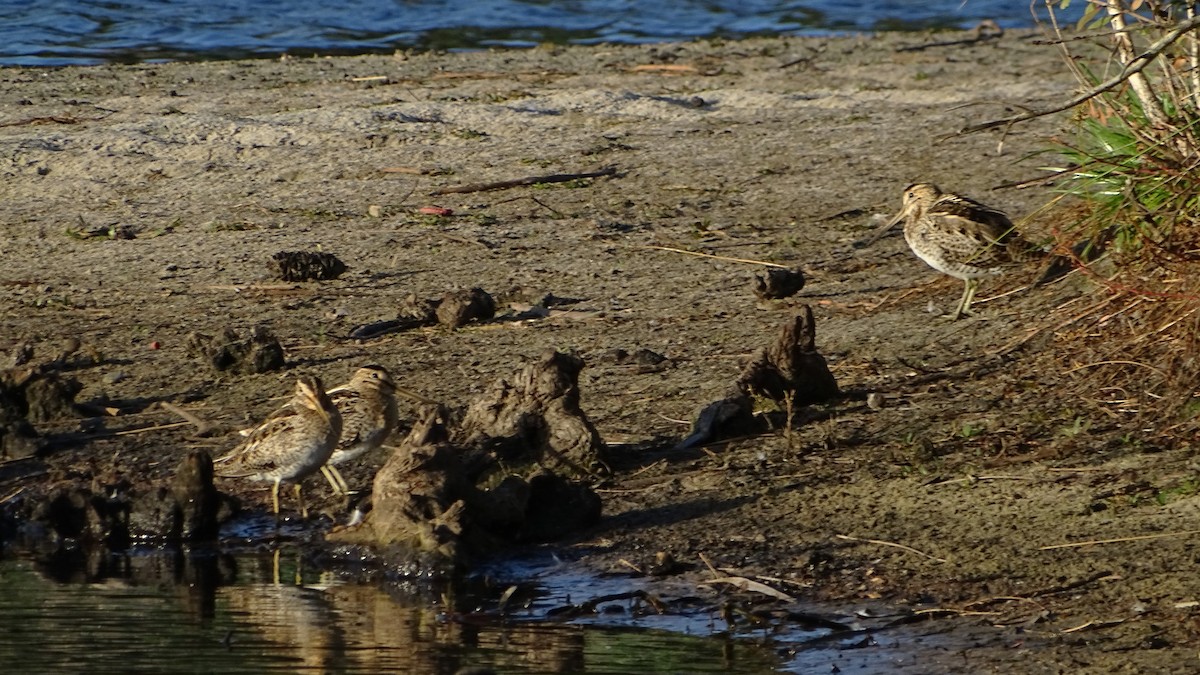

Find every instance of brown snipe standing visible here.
[320,365,436,495]
[215,375,342,519]
[872,183,1044,320]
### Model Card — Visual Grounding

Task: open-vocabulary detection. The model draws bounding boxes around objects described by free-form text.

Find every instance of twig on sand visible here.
[1040,529,1200,551]
[160,401,220,436]
[1060,618,1126,633]
[112,421,193,436]
[896,20,1004,53]
[701,576,797,603]
[835,534,948,563]
[630,64,698,74]
[643,245,789,268]
[429,166,617,195]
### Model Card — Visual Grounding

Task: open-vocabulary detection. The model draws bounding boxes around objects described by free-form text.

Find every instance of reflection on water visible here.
[0,546,788,673]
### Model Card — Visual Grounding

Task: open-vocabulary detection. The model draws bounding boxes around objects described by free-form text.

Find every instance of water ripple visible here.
[0,0,1083,66]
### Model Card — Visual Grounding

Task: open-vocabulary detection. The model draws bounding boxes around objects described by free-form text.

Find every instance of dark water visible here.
[0,545,938,673]
[1,1,1083,67]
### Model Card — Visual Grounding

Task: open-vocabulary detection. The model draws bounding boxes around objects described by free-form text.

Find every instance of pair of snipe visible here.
[215,365,433,519]
[871,183,1045,320]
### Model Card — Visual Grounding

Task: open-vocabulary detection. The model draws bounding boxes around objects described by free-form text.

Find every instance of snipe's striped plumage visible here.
[881,183,1043,320]
[321,365,436,495]
[215,375,342,519]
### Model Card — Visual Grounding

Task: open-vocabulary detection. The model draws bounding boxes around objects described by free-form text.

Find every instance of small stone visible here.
[103,371,128,385]
[367,204,382,218]
[867,392,884,410]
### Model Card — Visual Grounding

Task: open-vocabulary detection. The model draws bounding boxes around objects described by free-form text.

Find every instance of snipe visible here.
[215,375,342,519]
[873,183,1043,319]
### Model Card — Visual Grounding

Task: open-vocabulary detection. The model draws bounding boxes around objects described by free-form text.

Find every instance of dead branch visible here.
[957,14,1200,135]
[429,166,617,195]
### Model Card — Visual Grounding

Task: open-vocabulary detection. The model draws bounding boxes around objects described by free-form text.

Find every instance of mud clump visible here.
[737,305,839,406]
[270,250,347,281]
[680,306,839,449]
[31,451,227,546]
[347,289,495,339]
[753,266,806,300]
[23,372,83,423]
[0,378,40,460]
[1,367,81,459]
[458,349,608,478]
[329,350,606,571]
[129,451,225,541]
[328,406,472,567]
[187,325,285,374]
[31,483,130,548]
[437,287,496,328]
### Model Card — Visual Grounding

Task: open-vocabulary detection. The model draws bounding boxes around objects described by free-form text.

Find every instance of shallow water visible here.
[0,546,786,673]
[1,1,1085,66]
[0,544,941,673]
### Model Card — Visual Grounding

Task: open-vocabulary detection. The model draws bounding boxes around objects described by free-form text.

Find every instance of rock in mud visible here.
[187,325,285,374]
[753,266,806,300]
[458,349,608,478]
[22,371,82,423]
[270,250,347,281]
[0,371,40,459]
[677,394,755,451]
[31,482,130,548]
[436,287,496,328]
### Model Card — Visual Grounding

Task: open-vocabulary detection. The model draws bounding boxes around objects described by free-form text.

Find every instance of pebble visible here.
[103,371,128,384]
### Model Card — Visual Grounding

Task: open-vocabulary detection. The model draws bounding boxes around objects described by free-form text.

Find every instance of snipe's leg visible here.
[270,479,282,521]
[951,279,980,320]
[320,464,350,495]
[293,483,308,519]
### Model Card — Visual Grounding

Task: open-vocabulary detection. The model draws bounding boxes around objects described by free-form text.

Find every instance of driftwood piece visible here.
[737,306,839,407]
[430,166,617,195]
[160,402,221,437]
[676,395,754,451]
[753,266,806,300]
[458,350,607,478]
[187,326,285,374]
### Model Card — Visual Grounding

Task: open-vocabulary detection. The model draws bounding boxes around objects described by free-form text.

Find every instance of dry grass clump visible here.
[1030,1,1200,437]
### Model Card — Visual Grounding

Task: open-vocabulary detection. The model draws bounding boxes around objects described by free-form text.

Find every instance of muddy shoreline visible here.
[3,31,1197,671]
